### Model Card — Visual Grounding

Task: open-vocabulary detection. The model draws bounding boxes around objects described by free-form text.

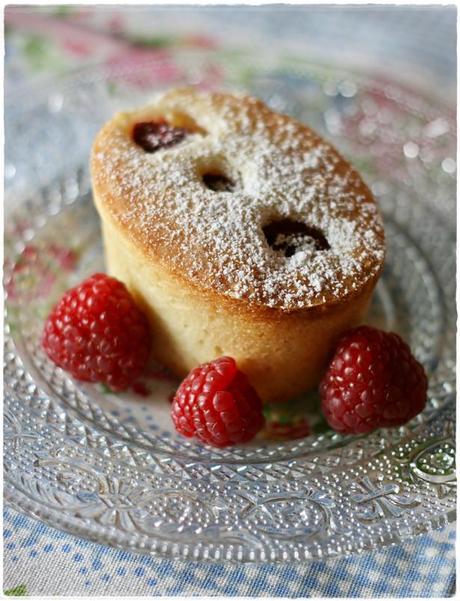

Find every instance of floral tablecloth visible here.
[4,5,456,597]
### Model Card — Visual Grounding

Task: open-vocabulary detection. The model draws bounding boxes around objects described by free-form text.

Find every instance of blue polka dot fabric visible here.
[3,505,455,596]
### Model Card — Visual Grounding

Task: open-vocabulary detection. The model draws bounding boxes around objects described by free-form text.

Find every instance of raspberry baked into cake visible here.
[91,87,385,403]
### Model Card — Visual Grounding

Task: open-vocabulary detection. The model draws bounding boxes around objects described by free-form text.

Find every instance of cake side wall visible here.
[99,209,374,403]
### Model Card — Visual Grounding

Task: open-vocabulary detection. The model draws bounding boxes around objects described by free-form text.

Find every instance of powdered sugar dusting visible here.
[92,88,385,311]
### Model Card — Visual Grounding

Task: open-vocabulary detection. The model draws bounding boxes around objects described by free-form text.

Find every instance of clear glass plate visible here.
[4,50,456,562]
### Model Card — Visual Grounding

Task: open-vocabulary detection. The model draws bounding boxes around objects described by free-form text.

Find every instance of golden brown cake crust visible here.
[91,87,385,315]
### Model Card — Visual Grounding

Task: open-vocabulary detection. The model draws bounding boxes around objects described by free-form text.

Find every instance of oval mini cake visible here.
[91,87,385,403]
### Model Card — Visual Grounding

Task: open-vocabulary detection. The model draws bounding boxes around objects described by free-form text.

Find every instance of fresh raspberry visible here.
[320,326,427,434]
[171,356,265,447]
[42,273,151,391]
[132,121,188,153]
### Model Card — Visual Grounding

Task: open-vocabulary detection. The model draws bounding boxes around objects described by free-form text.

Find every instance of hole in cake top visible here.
[263,219,330,257]
[202,171,236,193]
[132,121,190,153]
